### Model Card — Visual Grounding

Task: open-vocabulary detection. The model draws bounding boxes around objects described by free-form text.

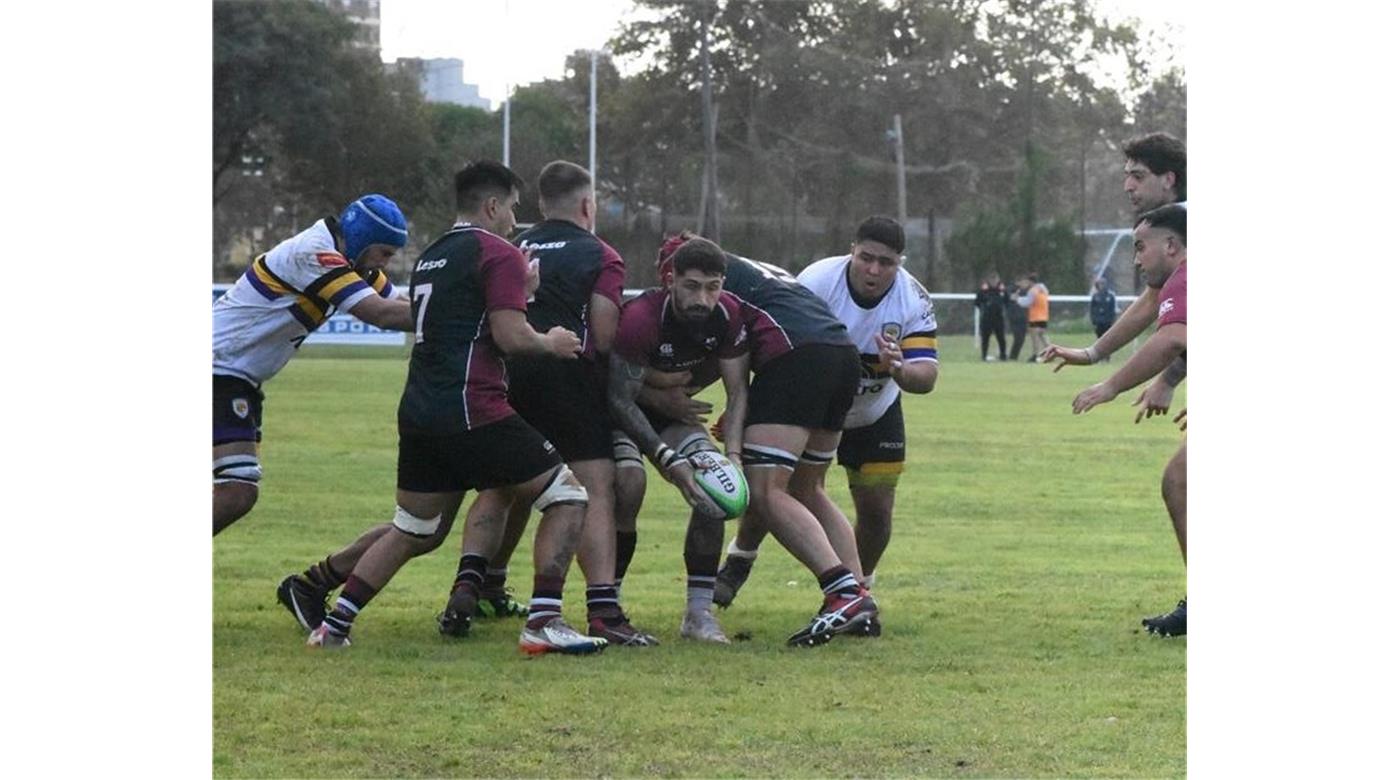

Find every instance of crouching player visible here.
[606,237,750,643]
[652,233,875,646]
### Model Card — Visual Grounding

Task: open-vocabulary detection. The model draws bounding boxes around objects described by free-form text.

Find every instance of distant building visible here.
[317,0,381,51]
[393,58,491,110]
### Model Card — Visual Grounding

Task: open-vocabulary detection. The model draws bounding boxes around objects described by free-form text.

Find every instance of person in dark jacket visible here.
[1089,277,1118,339]
[1007,275,1031,360]
[974,272,1009,361]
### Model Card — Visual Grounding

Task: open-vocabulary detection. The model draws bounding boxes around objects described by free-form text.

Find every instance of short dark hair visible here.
[454,160,525,213]
[1123,132,1186,201]
[1136,203,1186,245]
[670,236,728,277]
[855,216,905,254]
[537,160,592,210]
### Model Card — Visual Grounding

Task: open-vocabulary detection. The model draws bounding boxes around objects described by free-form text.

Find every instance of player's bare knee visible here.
[858,507,893,535]
[213,451,262,517]
[214,481,259,519]
[532,465,589,513]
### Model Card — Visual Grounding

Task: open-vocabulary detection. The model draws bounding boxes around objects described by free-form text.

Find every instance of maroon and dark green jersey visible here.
[515,219,625,361]
[397,224,528,434]
[720,253,851,370]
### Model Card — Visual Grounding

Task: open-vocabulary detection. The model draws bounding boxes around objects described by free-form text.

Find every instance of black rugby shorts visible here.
[397,415,562,493]
[745,343,861,432]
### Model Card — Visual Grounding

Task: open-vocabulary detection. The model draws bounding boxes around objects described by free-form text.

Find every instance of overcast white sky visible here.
[380,0,1184,109]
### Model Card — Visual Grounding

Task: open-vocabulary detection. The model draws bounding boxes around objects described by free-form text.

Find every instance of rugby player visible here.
[1041,132,1188,636]
[213,194,412,535]
[606,237,750,643]
[1066,204,1188,637]
[654,234,877,646]
[714,217,940,625]
[303,161,604,655]
[433,161,660,647]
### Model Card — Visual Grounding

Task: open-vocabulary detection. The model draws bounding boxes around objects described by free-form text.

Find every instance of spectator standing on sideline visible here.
[1007,275,1030,360]
[1089,278,1118,340]
[1021,274,1051,361]
[974,272,1009,362]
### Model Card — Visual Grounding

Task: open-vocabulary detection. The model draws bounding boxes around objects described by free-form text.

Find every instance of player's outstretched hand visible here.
[543,326,581,359]
[710,411,727,443]
[877,334,904,372]
[664,456,725,520]
[1174,408,1187,431]
[1132,381,1175,423]
[1042,343,1092,372]
[1072,382,1118,414]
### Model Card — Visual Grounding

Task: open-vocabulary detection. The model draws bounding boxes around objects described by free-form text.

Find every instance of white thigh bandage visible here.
[212,454,262,485]
[393,505,441,538]
[532,465,589,512]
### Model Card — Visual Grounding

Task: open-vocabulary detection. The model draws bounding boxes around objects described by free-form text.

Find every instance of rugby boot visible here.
[1142,598,1187,637]
[476,587,529,619]
[846,588,882,638]
[306,623,351,649]
[437,586,478,638]
[679,607,730,644]
[712,554,754,608]
[787,591,879,648]
[277,574,328,631]
[519,617,608,656]
[587,610,660,647]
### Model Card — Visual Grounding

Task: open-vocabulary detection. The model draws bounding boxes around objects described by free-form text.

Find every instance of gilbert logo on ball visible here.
[688,451,749,520]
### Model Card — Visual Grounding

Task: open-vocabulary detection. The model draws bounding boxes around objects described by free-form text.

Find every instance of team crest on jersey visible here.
[881,323,903,342]
[316,252,349,268]
[231,398,250,419]
[660,343,674,357]
[1159,298,1175,318]
[704,336,718,349]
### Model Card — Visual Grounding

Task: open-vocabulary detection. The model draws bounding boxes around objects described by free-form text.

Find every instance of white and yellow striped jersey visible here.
[213,218,396,385]
[797,255,938,429]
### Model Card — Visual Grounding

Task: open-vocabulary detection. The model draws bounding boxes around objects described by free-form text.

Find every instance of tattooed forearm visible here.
[608,352,665,459]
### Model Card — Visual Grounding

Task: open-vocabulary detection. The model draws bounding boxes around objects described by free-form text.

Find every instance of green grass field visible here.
[213,334,1185,778]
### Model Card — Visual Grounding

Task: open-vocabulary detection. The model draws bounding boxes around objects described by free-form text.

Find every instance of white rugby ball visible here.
[688,451,749,520]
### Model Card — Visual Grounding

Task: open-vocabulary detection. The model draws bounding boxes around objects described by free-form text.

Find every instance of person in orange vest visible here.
[1018,273,1050,362]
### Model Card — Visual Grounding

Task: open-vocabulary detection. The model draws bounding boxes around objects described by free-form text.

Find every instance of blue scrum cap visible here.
[339,194,408,262]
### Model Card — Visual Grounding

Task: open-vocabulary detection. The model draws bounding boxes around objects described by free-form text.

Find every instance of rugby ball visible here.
[688,451,749,520]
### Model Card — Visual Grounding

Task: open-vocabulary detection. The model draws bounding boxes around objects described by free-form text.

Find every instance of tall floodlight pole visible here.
[893,113,908,226]
[503,87,511,166]
[699,3,721,242]
[589,50,598,188]
[502,0,512,166]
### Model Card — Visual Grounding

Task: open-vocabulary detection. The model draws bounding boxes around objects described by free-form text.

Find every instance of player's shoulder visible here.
[796,255,848,293]
[895,269,936,319]
[467,228,524,265]
[272,219,347,272]
[799,254,848,279]
[622,287,666,314]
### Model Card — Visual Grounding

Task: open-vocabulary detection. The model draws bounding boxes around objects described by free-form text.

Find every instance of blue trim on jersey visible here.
[243,266,278,301]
